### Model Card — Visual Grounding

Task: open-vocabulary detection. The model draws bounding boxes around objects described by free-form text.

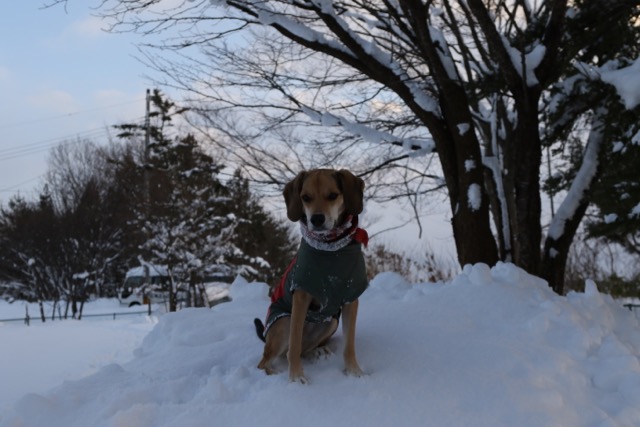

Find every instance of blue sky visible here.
[0,2,157,202]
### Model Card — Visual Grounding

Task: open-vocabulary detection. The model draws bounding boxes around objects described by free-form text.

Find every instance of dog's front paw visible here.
[344,364,365,378]
[289,372,309,384]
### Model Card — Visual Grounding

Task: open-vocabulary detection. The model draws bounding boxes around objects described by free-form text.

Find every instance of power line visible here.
[0,175,44,193]
[0,103,150,199]
[0,117,146,163]
[0,129,106,162]
[0,117,146,197]
[0,99,146,130]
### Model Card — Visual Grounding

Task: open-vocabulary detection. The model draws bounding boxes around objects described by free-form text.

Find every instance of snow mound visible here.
[2,263,640,427]
[228,275,265,302]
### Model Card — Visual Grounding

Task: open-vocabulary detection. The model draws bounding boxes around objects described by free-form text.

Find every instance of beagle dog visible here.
[254,169,369,383]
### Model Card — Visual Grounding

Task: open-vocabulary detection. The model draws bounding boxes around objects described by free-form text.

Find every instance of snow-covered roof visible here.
[125,265,169,278]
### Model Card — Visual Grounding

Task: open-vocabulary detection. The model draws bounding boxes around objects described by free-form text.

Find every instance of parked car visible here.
[118,265,179,307]
[201,274,234,307]
[118,265,233,307]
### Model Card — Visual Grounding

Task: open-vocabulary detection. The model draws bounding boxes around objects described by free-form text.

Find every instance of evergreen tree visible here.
[225,170,297,284]
[139,133,241,310]
[117,90,294,309]
[1,90,296,310]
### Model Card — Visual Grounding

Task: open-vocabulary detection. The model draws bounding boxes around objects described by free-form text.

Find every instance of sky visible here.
[0,2,156,202]
[0,1,457,259]
[0,1,456,258]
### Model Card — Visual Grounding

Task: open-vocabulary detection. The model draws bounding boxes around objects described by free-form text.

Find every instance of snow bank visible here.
[2,263,640,427]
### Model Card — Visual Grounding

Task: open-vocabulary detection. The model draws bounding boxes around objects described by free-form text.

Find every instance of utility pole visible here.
[144,88,151,213]
[143,89,151,291]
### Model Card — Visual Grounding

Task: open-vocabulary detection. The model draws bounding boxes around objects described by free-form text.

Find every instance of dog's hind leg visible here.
[301,319,338,359]
[257,317,290,375]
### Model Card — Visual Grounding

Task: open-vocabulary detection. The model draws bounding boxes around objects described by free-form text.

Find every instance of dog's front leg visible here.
[288,290,312,383]
[342,299,364,377]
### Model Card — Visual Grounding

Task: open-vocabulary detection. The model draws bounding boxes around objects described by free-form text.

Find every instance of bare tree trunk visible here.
[541,201,589,294]
[39,300,46,323]
[169,276,177,312]
[78,299,85,320]
[511,99,543,275]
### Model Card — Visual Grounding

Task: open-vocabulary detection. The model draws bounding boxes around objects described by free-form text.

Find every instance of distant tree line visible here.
[0,90,296,318]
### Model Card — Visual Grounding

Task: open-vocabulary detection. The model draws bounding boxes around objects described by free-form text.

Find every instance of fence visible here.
[623,303,640,312]
[0,307,152,326]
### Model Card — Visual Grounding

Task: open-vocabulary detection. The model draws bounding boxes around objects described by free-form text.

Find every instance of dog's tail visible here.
[253,318,266,342]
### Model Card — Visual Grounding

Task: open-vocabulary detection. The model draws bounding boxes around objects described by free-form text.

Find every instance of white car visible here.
[118,265,232,307]
[118,265,174,307]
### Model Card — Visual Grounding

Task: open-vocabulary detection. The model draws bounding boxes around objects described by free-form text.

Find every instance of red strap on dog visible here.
[271,256,297,303]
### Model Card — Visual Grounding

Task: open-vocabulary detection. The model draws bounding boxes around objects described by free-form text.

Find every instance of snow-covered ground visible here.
[1,263,640,427]
[0,299,157,415]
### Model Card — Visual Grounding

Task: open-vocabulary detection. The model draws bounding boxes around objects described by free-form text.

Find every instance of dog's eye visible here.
[327,192,339,201]
[301,194,312,203]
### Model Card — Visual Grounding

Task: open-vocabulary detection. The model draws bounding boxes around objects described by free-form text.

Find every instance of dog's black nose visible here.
[310,214,325,228]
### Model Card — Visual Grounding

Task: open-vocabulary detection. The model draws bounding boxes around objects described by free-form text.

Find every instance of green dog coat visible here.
[263,224,369,336]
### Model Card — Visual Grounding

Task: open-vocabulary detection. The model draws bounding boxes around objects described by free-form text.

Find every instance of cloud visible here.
[43,16,108,50]
[70,16,108,38]
[93,89,130,104]
[27,89,78,114]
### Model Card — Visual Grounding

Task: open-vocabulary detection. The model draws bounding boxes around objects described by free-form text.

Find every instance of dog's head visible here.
[283,169,364,231]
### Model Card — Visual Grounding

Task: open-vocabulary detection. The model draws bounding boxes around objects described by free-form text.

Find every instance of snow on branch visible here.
[599,57,640,110]
[429,25,459,82]
[548,115,604,240]
[501,36,546,87]
[301,106,434,154]
[252,0,441,116]
[255,7,352,58]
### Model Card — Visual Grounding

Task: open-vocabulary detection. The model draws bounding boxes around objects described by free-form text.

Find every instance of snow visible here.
[548,115,603,240]
[467,183,482,211]
[303,108,435,153]
[613,141,625,153]
[503,38,546,86]
[458,123,471,136]
[126,264,168,278]
[2,264,640,427]
[0,299,156,414]
[600,58,640,110]
[464,158,476,172]
[429,25,458,81]
[604,213,618,224]
[482,103,512,260]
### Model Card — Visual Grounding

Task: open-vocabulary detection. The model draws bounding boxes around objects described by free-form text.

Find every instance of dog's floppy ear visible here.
[283,171,307,222]
[335,169,364,215]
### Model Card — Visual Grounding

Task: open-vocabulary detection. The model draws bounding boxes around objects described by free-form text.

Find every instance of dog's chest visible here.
[288,240,368,320]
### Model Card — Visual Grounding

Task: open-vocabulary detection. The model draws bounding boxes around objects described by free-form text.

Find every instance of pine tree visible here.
[224,170,297,284]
